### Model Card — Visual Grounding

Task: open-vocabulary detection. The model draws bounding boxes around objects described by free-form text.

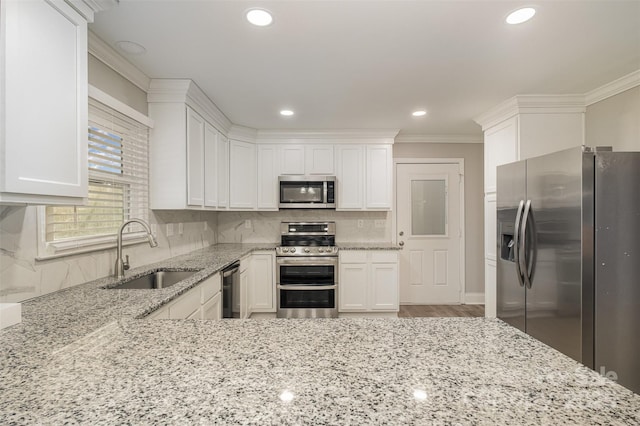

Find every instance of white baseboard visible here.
[0,303,22,330]
[464,292,485,305]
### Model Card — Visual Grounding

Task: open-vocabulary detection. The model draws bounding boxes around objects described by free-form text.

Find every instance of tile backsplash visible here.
[217,210,391,243]
[0,207,217,303]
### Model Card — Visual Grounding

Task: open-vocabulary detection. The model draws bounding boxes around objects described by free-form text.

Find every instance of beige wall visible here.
[393,142,485,297]
[88,54,148,115]
[586,86,640,152]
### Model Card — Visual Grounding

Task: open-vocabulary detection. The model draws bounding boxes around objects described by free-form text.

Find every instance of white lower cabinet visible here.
[339,250,399,313]
[147,272,222,320]
[249,251,276,312]
[239,256,250,319]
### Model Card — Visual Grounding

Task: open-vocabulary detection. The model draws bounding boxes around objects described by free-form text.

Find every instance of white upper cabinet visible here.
[305,145,335,175]
[280,146,306,175]
[280,145,335,175]
[257,145,279,210]
[186,107,205,207]
[229,140,257,210]
[204,123,218,208]
[366,145,393,209]
[148,80,232,210]
[335,145,365,210]
[335,144,393,211]
[217,134,229,209]
[1,0,88,205]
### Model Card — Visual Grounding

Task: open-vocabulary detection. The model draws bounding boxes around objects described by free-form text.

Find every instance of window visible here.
[38,88,151,258]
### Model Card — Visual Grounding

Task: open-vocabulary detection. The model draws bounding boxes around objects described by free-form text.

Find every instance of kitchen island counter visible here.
[1,245,639,425]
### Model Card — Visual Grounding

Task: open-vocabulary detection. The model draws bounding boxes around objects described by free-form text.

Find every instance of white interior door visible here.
[396,163,462,304]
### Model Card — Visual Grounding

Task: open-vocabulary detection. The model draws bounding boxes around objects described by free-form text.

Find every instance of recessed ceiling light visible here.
[280,110,294,116]
[506,7,536,25]
[246,8,273,26]
[412,110,427,117]
[115,40,146,55]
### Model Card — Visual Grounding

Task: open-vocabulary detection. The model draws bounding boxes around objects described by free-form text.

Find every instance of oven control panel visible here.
[276,246,338,256]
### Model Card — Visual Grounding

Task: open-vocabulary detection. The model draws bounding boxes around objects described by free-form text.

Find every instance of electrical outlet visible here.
[166,223,174,237]
[178,223,184,235]
[357,219,364,228]
[244,219,252,229]
[374,220,386,228]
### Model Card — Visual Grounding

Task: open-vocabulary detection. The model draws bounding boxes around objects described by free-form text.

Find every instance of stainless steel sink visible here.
[113,270,199,289]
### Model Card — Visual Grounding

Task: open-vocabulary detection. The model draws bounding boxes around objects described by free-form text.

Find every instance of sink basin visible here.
[113,270,199,289]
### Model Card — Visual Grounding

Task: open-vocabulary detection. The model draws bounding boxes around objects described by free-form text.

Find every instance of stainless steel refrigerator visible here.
[497,146,640,394]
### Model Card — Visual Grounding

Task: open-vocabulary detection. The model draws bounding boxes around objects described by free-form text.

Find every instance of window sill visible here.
[36,232,151,261]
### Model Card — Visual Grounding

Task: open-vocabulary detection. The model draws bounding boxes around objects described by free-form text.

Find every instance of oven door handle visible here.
[276,258,337,266]
[277,285,337,291]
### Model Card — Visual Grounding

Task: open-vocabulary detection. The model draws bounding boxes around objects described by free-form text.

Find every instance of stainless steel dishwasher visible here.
[222,261,239,318]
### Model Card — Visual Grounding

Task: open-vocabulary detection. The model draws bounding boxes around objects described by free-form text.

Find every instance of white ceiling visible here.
[90,0,640,136]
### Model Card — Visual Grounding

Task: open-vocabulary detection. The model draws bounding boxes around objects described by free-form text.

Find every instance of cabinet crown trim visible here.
[88,31,150,92]
[474,95,586,131]
[585,69,640,106]
[395,134,482,144]
[148,79,232,134]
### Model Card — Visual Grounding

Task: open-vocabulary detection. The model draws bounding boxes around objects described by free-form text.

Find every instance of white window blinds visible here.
[45,98,149,242]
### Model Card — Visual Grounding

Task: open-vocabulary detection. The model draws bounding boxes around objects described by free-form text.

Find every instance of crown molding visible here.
[585,70,640,106]
[255,129,399,144]
[89,85,154,128]
[66,0,118,22]
[147,79,233,134]
[474,94,586,131]
[228,125,258,143]
[88,31,150,92]
[395,134,483,144]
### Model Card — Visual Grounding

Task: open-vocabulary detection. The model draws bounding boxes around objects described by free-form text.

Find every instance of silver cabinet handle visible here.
[399,241,404,246]
[277,285,337,291]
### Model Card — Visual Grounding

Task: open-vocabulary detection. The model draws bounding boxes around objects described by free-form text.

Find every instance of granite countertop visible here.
[337,242,401,250]
[1,243,639,424]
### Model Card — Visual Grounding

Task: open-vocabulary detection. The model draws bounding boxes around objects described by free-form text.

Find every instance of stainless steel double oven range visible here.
[276,222,338,318]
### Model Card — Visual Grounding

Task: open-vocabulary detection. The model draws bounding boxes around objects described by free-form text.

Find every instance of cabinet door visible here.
[186,107,205,207]
[250,253,275,312]
[204,123,218,208]
[168,285,201,319]
[240,268,251,319]
[217,135,229,209]
[202,292,222,319]
[229,140,256,209]
[370,262,399,311]
[2,0,87,203]
[335,145,365,210]
[305,145,334,175]
[257,145,279,210]
[280,146,305,175]
[339,263,368,311]
[366,145,393,209]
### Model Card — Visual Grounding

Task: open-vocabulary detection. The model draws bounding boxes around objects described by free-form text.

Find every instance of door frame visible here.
[393,158,467,303]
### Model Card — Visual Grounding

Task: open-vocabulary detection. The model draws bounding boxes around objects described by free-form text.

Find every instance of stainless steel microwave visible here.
[278,176,336,209]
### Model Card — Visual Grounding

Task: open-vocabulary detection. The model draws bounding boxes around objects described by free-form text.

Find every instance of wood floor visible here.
[398,304,485,318]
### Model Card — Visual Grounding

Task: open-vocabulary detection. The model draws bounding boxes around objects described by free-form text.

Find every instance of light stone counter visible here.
[1,244,639,425]
[338,242,401,250]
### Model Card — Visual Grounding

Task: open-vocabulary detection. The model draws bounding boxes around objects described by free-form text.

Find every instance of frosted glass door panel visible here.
[411,179,446,236]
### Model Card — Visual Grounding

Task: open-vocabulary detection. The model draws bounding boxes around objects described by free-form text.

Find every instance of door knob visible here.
[399,231,404,236]
[399,241,404,246]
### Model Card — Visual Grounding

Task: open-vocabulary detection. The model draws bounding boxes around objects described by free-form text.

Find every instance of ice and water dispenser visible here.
[500,222,516,262]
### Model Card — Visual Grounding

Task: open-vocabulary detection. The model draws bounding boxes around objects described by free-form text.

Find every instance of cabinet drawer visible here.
[340,251,367,263]
[169,286,201,319]
[370,251,398,263]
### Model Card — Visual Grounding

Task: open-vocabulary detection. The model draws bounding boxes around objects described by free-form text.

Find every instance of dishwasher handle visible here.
[222,262,240,278]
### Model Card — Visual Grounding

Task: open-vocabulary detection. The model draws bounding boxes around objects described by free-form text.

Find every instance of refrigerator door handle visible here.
[521,199,537,289]
[513,200,526,287]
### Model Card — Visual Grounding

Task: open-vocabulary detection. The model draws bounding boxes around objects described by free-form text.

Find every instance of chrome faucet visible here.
[115,219,158,279]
